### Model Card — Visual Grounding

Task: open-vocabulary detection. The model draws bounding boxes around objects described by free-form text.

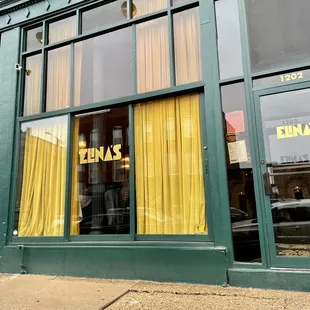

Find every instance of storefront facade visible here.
[1,0,310,291]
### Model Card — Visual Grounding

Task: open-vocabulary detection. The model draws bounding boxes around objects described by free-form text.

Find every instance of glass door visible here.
[255,84,310,267]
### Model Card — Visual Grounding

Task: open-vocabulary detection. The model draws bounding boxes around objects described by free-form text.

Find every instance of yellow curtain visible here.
[173,7,202,85]
[46,45,71,112]
[70,118,80,235]
[24,54,41,116]
[134,0,167,17]
[136,16,170,93]
[18,120,67,236]
[135,94,207,234]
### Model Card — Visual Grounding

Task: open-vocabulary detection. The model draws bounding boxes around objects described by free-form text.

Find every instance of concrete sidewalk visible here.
[0,274,310,310]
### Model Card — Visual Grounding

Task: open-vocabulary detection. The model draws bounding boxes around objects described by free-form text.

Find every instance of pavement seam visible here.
[128,289,280,301]
[100,289,131,310]
[100,281,141,310]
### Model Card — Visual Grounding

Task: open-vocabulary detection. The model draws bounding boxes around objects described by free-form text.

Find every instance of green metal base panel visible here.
[1,245,227,285]
[228,268,310,291]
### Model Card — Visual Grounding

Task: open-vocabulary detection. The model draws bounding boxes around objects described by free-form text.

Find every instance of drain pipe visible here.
[17,245,28,274]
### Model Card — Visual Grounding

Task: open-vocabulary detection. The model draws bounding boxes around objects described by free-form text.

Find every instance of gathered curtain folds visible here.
[24,54,41,116]
[70,118,80,235]
[136,16,170,93]
[46,45,71,112]
[74,42,83,107]
[48,17,76,44]
[174,7,202,85]
[18,121,67,236]
[134,0,167,17]
[135,94,207,234]
[46,18,74,112]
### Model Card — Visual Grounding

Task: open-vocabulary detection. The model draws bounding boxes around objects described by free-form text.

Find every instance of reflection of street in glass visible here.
[233,199,310,260]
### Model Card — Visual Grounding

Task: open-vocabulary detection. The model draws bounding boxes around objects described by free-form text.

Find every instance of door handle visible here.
[263,172,272,196]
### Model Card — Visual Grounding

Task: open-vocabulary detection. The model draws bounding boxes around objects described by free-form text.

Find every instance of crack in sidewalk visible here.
[128,288,281,301]
[99,282,140,310]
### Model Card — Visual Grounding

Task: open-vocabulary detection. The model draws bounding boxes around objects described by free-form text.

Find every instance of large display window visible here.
[14,95,207,238]
[135,94,207,234]
[71,108,130,235]
[15,116,68,237]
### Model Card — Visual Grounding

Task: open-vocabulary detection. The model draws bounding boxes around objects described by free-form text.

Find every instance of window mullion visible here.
[77,8,82,35]
[132,24,137,94]
[70,43,74,108]
[129,104,136,239]
[19,30,25,117]
[40,21,47,113]
[64,114,74,241]
[168,8,176,87]
[128,0,132,19]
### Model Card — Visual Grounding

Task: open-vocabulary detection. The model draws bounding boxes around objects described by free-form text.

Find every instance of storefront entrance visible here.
[254,83,310,268]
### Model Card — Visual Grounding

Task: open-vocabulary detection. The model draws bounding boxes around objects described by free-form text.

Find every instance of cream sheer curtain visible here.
[18,118,67,236]
[74,43,83,107]
[73,39,103,107]
[134,0,167,17]
[136,17,170,93]
[174,7,202,85]
[48,16,76,44]
[24,54,42,116]
[46,18,75,112]
[46,45,71,111]
[135,94,206,234]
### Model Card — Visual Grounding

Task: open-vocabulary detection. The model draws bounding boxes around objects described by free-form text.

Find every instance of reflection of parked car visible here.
[232,199,310,261]
[230,207,249,223]
[272,200,310,244]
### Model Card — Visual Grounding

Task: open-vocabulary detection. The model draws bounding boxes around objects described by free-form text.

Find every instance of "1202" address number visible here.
[280,72,304,82]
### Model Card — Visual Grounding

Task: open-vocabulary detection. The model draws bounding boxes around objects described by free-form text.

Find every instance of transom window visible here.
[21,0,202,116]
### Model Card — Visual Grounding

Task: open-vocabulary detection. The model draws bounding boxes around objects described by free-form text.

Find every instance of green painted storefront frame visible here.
[234,0,310,274]
[7,0,216,245]
[0,1,230,284]
[2,0,310,288]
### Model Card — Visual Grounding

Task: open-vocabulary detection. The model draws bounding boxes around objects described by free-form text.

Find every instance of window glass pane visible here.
[260,89,310,166]
[136,17,170,93]
[71,108,130,235]
[14,116,68,237]
[48,16,76,44]
[216,0,243,80]
[133,0,167,18]
[46,45,71,111]
[246,0,310,73]
[25,26,43,51]
[135,94,207,234]
[74,27,133,106]
[23,54,41,116]
[173,0,191,5]
[260,89,310,257]
[82,0,127,34]
[174,7,202,85]
[222,83,261,262]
